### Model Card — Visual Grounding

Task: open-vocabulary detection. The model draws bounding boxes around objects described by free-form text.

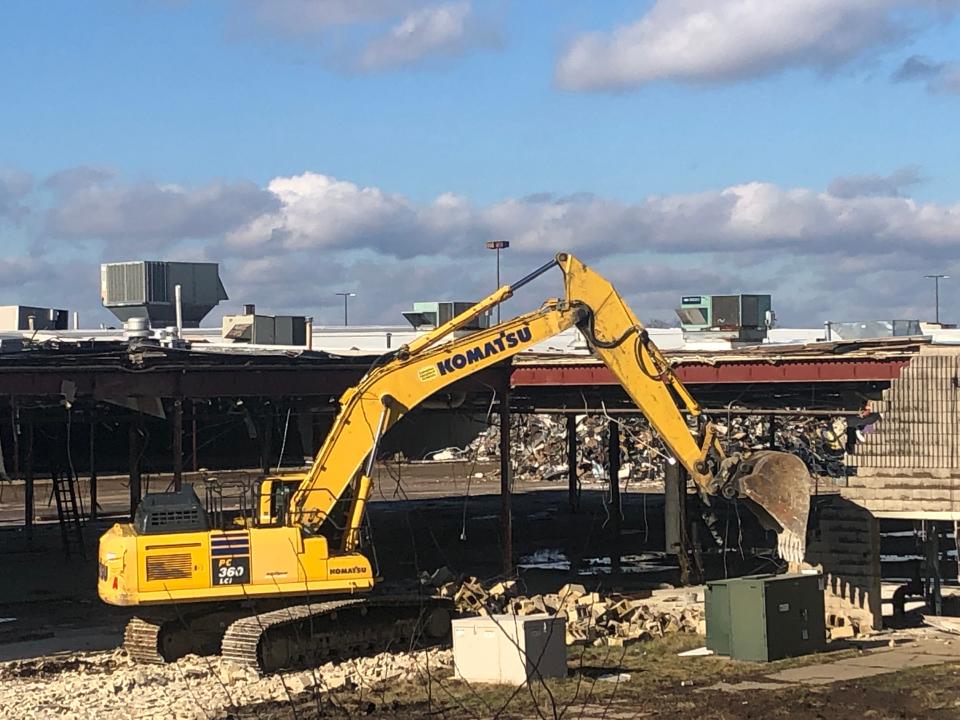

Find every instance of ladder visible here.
[52,469,85,559]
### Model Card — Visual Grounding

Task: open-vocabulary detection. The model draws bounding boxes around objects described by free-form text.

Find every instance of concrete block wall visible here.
[805,496,882,632]
[843,348,960,519]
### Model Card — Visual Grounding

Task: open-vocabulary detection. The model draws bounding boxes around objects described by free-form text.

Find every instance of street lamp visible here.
[485,240,510,323]
[924,274,949,325]
[335,292,356,326]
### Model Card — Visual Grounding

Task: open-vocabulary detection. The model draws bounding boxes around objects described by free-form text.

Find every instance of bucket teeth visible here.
[776,528,806,565]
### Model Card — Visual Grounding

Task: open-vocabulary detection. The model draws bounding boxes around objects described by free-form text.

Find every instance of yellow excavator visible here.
[98,252,811,672]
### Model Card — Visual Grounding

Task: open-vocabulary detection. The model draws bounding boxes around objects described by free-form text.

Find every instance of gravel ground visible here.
[0,647,453,720]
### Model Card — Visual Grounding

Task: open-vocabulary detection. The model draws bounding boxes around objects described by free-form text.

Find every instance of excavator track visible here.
[221,596,453,674]
[123,605,255,664]
[123,617,165,664]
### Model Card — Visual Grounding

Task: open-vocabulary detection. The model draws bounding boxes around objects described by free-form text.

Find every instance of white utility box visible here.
[452,614,567,685]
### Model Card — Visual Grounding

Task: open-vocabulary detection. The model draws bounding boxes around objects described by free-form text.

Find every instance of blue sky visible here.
[2,1,960,326]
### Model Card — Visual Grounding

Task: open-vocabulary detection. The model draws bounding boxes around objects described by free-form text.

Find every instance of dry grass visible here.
[286,634,867,719]
[250,636,960,719]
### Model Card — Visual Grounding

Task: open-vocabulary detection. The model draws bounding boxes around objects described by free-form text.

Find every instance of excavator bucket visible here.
[735,451,812,564]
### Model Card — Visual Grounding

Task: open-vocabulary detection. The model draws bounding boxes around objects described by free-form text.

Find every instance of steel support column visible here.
[566,414,579,512]
[129,419,142,518]
[260,410,274,476]
[172,399,183,491]
[499,381,512,574]
[664,461,682,555]
[607,420,621,533]
[607,419,621,573]
[191,400,198,472]
[926,521,943,616]
[24,421,34,540]
[668,462,692,586]
[10,402,19,483]
[89,419,97,521]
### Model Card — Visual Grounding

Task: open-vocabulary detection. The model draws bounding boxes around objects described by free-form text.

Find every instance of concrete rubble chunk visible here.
[488,579,518,598]
[577,592,602,607]
[435,570,706,647]
[830,625,855,640]
[558,583,587,602]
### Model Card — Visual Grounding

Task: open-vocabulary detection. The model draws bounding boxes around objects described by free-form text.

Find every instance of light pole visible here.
[335,292,356,326]
[924,274,949,325]
[485,240,510,323]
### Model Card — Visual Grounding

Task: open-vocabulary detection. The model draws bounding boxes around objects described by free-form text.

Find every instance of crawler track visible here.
[122,596,453,674]
[123,617,165,664]
[222,596,452,674]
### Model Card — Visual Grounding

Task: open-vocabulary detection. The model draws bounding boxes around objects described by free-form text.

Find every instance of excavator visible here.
[98,252,811,672]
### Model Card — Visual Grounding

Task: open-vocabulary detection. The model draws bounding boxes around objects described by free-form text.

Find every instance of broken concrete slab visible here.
[705,680,792,692]
[702,632,960,691]
[767,637,960,686]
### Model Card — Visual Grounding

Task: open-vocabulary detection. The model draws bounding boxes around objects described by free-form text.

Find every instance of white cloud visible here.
[555,0,957,91]
[222,171,960,260]
[238,0,415,36]
[25,165,960,325]
[45,169,280,250]
[228,0,497,71]
[225,172,442,256]
[828,166,923,198]
[0,170,33,224]
[892,54,960,93]
[217,170,960,323]
[358,1,496,71]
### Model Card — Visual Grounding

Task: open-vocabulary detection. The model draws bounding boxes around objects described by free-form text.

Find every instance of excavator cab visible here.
[255,475,304,526]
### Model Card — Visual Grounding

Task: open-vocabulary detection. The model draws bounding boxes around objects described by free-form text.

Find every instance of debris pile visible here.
[463,414,673,485]
[0,647,453,720]
[447,413,846,481]
[425,571,704,647]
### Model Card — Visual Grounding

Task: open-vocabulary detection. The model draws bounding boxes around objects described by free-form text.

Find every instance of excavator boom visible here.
[291,252,811,561]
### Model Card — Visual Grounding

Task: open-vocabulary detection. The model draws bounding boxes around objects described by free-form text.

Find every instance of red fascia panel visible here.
[510,358,910,386]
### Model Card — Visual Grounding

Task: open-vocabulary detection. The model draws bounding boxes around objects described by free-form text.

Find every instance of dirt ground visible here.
[172,634,960,720]
[0,461,953,719]
[4,629,959,720]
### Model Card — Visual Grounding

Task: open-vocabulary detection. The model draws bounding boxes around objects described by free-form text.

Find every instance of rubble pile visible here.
[0,647,453,720]
[451,413,846,482]
[463,414,672,484]
[428,571,704,647]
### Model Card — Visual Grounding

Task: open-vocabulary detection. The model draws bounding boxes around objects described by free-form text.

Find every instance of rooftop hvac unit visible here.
[675,294,773,344]
[826,320,921,341]
[100,261,228,328]
[0,305,69,331]
[402,301,490,332]
[222,312,307,346]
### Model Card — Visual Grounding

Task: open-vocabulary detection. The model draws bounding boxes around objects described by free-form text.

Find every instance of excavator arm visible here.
[290,253,810,562]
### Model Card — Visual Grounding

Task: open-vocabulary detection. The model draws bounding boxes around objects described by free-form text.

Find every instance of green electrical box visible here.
[704,578,737,655]
[706,573,825,662]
